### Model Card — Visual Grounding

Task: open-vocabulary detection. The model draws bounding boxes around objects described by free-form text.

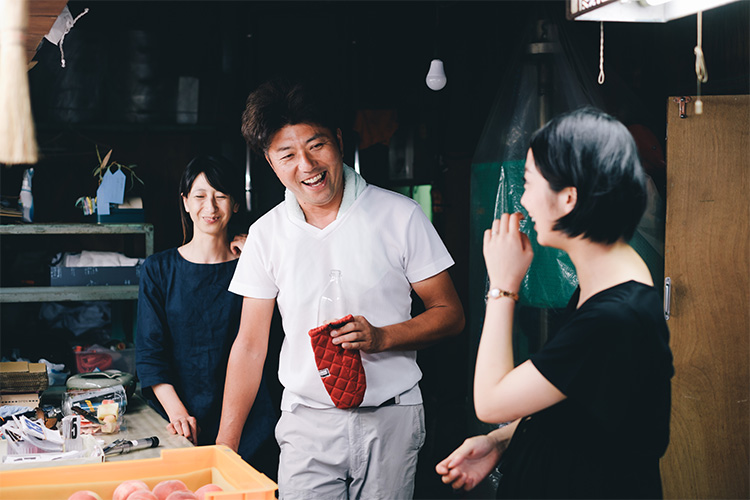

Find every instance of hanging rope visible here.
[597,22,605,85]
[694,11,708,114]
[59,8,89,68]
[694,12,708,83]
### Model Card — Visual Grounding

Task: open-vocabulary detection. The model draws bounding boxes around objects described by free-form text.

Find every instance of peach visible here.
[165,491,198,500]
[152,480,190,500]
[194,484,223,500]
[67,491,103,500]
[126,492,159,500]
[113,479,149,500]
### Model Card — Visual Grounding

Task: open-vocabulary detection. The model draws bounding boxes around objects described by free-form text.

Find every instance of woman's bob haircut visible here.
[529,107,648,245]
[178,155,242,244]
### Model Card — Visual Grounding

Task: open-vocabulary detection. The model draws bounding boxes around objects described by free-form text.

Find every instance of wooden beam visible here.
[27,0,68,64]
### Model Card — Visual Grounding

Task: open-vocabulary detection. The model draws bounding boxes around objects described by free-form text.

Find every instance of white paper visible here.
[44,6,74,46]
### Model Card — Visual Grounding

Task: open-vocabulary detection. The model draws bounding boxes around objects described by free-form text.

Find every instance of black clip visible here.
[102,438,126,454]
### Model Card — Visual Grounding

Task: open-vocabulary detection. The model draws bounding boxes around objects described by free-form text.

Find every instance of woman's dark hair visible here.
[241,78,340,155]
[529,107,648,244]
[179,155,242,244]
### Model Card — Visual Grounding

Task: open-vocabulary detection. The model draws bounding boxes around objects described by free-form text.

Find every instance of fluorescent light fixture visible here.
[568,0,741,22]
[639,0,672,6]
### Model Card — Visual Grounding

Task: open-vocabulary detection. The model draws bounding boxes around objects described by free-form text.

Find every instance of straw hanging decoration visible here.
[0,0,39,165]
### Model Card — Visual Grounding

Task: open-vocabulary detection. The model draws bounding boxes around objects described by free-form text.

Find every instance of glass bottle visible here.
[318,269,348,326]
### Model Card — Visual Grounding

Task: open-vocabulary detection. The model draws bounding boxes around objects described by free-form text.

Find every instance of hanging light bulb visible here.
[425,59,447,91]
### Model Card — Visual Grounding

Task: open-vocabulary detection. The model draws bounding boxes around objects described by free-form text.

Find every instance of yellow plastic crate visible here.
[0,445,277,500]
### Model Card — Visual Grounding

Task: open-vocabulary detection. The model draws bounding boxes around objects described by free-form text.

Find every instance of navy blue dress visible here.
[136,248,275,462]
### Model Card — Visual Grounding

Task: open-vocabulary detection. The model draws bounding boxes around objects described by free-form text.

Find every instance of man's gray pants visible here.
[275,403,426,500]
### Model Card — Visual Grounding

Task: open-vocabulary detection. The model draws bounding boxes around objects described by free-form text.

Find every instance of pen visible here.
[104,436,159,455]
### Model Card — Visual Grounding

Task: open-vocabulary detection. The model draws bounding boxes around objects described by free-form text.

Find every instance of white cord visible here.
[59,8,89,68]
[694,11,708,114]
[598,22,605,85]
[694,12,708,84]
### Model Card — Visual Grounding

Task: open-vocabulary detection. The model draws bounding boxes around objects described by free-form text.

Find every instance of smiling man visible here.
[216,79,465,500]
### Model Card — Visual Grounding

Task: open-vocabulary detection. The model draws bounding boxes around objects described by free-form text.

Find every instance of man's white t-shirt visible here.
[229,181,454,411]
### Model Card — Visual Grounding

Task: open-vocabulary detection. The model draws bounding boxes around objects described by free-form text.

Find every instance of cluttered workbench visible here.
[0,387,276,499]
[96,392,194,462]
[1,387,192,468]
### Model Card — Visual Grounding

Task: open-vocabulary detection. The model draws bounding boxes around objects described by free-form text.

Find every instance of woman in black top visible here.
[436,108,674,498]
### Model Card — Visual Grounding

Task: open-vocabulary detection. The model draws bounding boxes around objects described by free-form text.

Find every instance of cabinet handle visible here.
[664,277,671,321]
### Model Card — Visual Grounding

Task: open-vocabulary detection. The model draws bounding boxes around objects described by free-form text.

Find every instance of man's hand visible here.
[166,414,200,445]
[330,315,386,353]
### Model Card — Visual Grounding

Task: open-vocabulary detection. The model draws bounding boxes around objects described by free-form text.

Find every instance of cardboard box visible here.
[0,393,40,408]
[50,265,141,287]
[0,362,48,394]
[0,445,277,500]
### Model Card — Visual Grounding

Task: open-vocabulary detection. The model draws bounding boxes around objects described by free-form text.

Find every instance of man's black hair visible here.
[241,78,340,155]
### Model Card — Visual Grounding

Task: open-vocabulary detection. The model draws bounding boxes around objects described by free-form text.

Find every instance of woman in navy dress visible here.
[437,108,673,498]
[136,155,275,464]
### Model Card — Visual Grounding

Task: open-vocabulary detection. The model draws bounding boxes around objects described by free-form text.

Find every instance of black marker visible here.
[104,436,159,455]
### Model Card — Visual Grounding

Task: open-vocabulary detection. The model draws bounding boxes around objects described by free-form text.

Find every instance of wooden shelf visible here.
[0,223,153,256]
[0,223,152,303]
[0,285,138,303]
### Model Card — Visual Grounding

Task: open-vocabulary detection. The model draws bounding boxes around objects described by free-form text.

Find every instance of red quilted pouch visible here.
[308,314,367,409]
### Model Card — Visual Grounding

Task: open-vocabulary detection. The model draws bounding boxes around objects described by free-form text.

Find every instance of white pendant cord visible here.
[598,22,605,85]
[694,11,708,114]
[694,12,708,84]
[59,8,89,68]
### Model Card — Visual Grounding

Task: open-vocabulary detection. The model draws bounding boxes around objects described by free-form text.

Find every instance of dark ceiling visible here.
[14,0,750,250]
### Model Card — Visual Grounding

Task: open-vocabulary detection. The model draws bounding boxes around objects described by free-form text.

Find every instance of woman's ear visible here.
[182,195,190,213]
[233,202,240,213]
[560,186,577,216]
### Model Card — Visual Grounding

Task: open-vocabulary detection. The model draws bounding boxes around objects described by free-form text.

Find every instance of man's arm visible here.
[331,270,464,352]
[216,296,274,451]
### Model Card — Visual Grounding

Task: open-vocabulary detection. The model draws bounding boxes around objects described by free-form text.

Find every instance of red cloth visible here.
[76,352,113,373]
[308,315,367,409]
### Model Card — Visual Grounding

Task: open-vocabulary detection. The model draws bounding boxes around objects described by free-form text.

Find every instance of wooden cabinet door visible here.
[661,95,749,499]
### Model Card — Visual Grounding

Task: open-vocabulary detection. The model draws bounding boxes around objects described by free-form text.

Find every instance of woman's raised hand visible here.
[483,213,534,294]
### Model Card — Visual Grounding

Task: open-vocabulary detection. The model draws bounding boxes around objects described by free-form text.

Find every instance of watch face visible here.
[487,288,518,302]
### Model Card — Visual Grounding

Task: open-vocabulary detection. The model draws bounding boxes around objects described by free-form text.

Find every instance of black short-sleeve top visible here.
[497,281,674,499]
